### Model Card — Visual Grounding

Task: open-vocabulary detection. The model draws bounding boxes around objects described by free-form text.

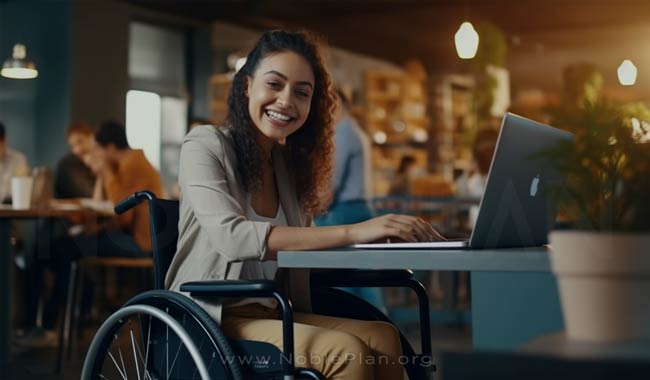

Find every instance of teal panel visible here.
[0,0,70,167]
[471,271,564,350]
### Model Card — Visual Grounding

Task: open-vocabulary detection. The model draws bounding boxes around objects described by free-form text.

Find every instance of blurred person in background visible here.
[0,121,30,203]
[80,120,165,254]
[23,120,164,344]
[314,88,385,310]
[54,121,97,199]
[388,155,416,196]
[455,128,499,227]
[19,122,98,342]
[315,88,374,226]
[1,122,33,337]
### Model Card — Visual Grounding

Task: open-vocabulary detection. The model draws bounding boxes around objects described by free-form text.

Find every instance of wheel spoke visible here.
[107,351,127,380]
[133,314,150,380]
[116,333,128,379]
[167,313,188,377]
[206,351,216,371]
[86,301,225,380]
[130,329,142,380]
[143,314,152,380]
[190,339,206,380]
[193,352,216,380]
[133,327,149,377]
[166,307,169,380]
[167,333,185,378]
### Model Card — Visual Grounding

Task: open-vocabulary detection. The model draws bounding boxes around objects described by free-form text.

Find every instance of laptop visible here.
[354,113,573,249]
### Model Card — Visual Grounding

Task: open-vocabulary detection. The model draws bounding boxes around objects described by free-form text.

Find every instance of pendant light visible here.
[617,60,637,86]
[1,44,38,79]
[454,22,479,59]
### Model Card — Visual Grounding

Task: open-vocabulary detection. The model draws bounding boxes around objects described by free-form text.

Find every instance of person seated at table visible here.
[169,29,445,380]
[19,122,98,341]
[36,120,164,339]
[54,121,97,199]
[388,154,416,196]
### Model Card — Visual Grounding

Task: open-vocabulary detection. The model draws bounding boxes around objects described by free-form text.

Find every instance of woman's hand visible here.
[348,214,446,244]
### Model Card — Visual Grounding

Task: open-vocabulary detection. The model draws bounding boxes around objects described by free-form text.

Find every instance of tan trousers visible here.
[221,304,404,380]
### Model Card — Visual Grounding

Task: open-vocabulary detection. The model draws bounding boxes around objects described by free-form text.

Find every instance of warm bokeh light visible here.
[373,131,387,144]
[454,22,479,59]
[1,67,38,79]
[1,43,38,79]
[412,128,428,143]
[617,59,637,86]
[235,57,247,73]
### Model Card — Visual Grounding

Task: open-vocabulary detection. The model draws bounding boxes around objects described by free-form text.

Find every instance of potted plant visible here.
[546,98,650,342]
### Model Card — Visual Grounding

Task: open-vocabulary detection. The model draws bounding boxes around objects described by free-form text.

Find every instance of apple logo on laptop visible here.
[530,175,540,197]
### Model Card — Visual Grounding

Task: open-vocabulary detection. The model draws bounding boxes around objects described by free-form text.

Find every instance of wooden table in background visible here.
[0,203,113,371]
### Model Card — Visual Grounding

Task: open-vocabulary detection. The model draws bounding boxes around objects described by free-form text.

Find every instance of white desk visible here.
[278,246,564,350]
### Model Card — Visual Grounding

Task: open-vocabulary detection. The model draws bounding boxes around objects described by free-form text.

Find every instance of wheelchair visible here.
[81,191,434,379]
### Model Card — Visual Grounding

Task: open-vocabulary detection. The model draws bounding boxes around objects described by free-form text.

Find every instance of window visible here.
[127,21,188,197]
[125,90,161,169]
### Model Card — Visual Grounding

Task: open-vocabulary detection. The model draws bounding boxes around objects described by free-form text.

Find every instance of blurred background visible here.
[2,0,648,198]
[1,0,649,378]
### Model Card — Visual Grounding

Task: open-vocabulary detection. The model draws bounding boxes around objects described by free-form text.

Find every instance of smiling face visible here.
[246,51,315,150]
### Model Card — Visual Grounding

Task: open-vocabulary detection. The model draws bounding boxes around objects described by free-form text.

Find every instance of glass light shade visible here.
[1,44,38,79]
[454,22,479,59]
[617,60,637,86]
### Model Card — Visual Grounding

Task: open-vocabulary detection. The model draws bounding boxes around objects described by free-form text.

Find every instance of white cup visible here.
[11,176,33,210]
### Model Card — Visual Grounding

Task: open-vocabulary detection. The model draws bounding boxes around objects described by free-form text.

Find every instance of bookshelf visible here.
[364,62,429,195]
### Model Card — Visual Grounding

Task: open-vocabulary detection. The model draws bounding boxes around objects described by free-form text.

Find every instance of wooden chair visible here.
[56,253,153,372]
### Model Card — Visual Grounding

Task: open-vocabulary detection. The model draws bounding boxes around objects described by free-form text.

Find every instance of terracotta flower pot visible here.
[549,231,650,342]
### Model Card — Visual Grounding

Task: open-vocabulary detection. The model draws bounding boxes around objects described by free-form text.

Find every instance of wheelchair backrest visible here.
[147,198,180,290]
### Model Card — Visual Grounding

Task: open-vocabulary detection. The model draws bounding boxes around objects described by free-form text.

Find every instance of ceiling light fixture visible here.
[1,44,38,79]
[617,59,637,86]
[454,22,479,59]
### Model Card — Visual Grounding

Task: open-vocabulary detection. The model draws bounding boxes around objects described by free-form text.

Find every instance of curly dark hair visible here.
[226,30,336,214]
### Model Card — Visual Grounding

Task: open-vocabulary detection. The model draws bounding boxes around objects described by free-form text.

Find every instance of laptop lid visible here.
[352,113,572,250]
[467,113,573,248]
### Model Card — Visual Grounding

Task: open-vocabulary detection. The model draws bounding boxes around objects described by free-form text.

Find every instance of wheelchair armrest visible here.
[311,269,414,288]
[180,279,280,298]
[180,279,297,378]
[311,269,433,358]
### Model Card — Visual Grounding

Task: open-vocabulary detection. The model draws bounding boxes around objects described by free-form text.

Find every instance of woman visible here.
[168,30,444,380]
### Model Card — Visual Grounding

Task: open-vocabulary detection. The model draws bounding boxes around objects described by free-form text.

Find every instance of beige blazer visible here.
[166,125,312,323]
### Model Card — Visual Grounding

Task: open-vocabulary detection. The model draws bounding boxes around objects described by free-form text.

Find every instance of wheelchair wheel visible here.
[81,290,243,380]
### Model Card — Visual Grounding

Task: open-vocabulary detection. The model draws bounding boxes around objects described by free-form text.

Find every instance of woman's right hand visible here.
[349,214,446,244]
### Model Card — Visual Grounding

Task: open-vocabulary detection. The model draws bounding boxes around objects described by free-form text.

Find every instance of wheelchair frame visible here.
[81,191,434,380]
